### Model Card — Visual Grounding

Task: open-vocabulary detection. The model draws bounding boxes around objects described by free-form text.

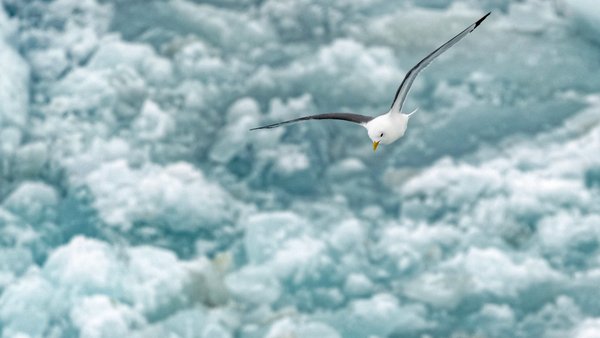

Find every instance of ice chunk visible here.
[43,236,123,295]
[242,212,331,284]
[518,296,583,338]
[538,212,600,267]
[88,38,173,85]
[61,138,132,182]
[404,248,563,308]
[249,39,401,110]
[564,0,600,45]
[2,182,59,225]
[12,142,49,178]
[70,295,145,338]
[466,303,516,338]
[63,25,101,64]
[226,97,261,124]
[1,235,230,337]
[479,303,515,323]
[173,40,231,81]
[168,0,274,51]
[452,246,563,296]
[329,293,433,337]
[108,66,148,120]
[210,97,261,164]
[270,236,325,280]
[0,270,54,338]
[125,245,228,315]
[0,247,33,291]
[46,0,113,34]
[85,160,238,232]
[243,212,309,264]
[0,208,38,247]
[266,318,340,338]
[132,100,175,141]
[48,67,115,115]
[269,145,316,194]
[27,48,69,81]
[44,236,227,316]
[401,159,504,221]
[225,265,281,305]
[326,158,367,182]
[0,126,22,154]
[574,318,600,338]
[343,273,373,297]
[328,218,365,252]
[273,146,310,173]
[0,33,29,128]
[371,223,461,278]
[129,306,234,338]
[0,5,16,39]
[403,271,467,309]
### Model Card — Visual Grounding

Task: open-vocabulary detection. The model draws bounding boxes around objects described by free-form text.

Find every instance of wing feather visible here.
[250,113,373,130]
[390,12,490,113]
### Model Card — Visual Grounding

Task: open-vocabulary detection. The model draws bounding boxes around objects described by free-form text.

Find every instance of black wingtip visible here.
[475,12,491,28]
[249,124,277,131]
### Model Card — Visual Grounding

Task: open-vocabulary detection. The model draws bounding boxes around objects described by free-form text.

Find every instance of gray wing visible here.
[390,12,490,113]
[250,113,373,130]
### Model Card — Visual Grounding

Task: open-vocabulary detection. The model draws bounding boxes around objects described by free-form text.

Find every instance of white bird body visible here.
[366,111,410,145]
[251,12,490,152]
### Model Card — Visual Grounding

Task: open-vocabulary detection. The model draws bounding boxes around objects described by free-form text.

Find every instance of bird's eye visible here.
[380,133,384,137]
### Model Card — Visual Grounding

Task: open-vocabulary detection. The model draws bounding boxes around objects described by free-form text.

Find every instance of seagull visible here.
[251,12,490,152]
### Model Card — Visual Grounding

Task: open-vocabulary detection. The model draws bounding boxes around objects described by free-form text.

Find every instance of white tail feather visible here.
[405,108,419,117]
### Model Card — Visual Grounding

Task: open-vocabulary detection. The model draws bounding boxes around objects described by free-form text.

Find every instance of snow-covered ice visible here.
[1,0,600,337]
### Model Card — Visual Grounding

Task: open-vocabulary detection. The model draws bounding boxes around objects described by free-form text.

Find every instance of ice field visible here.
[0,0,600,337]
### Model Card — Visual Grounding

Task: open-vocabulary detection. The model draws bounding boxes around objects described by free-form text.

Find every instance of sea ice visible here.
[1,0,600,337]
[84,160,239,232]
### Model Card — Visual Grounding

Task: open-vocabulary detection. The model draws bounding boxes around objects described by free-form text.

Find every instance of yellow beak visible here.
[372,141,380,152]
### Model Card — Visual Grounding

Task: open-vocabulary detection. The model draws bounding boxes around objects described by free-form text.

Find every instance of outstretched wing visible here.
[390,12,490,113]
[250,112,373,130]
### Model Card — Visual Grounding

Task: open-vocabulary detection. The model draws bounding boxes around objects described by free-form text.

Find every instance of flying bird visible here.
[251,12,491,152]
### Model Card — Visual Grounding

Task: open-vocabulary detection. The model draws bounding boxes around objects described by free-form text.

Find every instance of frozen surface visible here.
[1,0,600,337]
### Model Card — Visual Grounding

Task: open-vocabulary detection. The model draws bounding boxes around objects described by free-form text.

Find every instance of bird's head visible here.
[366,116,393,152]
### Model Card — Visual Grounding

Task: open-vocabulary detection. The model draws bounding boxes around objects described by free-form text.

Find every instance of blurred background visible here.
[0,0,599,337]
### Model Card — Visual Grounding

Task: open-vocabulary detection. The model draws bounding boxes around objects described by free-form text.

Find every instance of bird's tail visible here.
[405,107,419,118]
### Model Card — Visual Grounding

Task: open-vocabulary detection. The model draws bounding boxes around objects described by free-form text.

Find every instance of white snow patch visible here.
[85,160,237,231]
